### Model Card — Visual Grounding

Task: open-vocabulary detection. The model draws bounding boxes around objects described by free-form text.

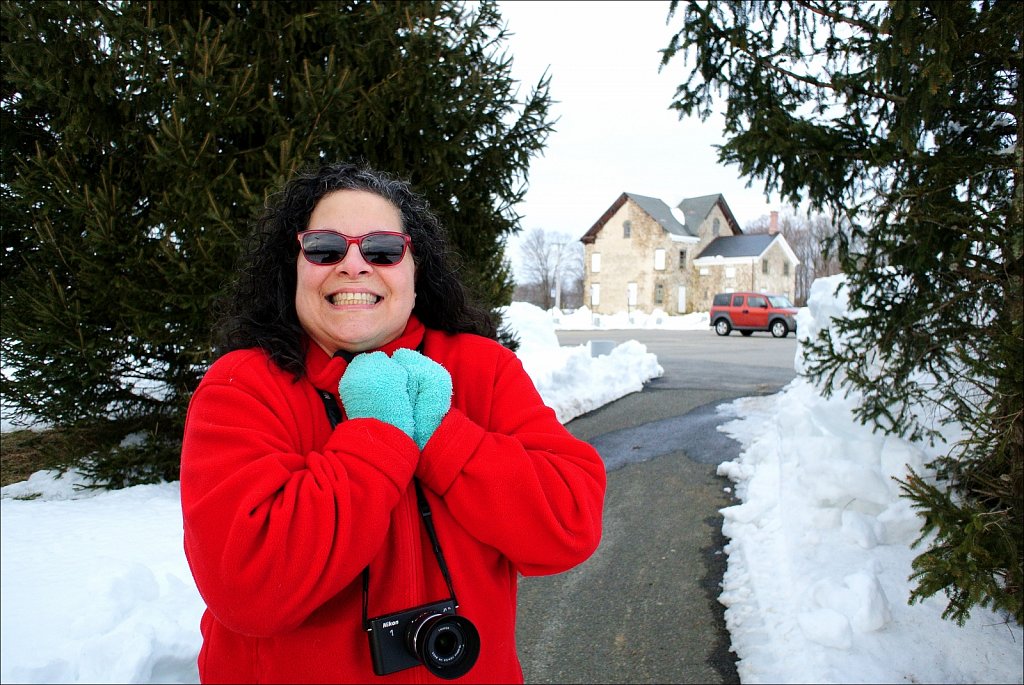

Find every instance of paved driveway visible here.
[514,329,798,684]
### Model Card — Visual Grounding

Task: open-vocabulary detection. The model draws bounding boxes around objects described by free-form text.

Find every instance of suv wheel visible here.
[770,320,789,338]
[714,319,731,336]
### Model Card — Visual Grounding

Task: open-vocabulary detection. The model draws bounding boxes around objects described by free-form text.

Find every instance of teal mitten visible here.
[391,349,452,450]
[338,351,415,441]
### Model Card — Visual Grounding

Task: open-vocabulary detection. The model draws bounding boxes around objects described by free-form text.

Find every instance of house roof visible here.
[624,192,693,238]
[581,191,739,244]
[678,194,742,236]
[695,233,796,261]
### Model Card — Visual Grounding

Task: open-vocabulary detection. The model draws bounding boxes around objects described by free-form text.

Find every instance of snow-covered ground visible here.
[2,283,1021,684]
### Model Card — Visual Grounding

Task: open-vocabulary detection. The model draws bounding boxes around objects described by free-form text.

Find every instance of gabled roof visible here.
[581,192,627,244]
[695,233,800,265]
[582,191,722,243]
[582,191,744,244]
[624,193,693,238]
[677,194,742,236]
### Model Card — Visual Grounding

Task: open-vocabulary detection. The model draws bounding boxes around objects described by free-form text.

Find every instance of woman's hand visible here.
[392,349,452,450]
[338,352,416,440]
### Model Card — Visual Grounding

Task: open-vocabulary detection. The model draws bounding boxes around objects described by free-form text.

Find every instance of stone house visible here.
[580,192,799,314]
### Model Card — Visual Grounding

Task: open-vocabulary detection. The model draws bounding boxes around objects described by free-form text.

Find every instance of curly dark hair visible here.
[215,161,497,377]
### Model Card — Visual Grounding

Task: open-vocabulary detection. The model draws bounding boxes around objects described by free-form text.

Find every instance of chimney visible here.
[769,210,779,235]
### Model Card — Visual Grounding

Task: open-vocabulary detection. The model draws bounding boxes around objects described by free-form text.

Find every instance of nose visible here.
[334,244,371,275]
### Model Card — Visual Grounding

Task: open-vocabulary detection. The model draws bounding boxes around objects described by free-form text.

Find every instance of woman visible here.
[179,162,606,683]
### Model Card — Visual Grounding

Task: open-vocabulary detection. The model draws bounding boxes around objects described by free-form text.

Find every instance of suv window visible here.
[748,295,767,308]
[712,293,730,307]
[732,295,744,307]
[767,295,795,308]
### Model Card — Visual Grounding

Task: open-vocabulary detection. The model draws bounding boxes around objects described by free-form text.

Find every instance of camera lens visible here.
[407,612,480,679]
[432,628,459,659]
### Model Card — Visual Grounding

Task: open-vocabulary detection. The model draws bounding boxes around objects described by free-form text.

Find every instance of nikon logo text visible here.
[383,620,399,628]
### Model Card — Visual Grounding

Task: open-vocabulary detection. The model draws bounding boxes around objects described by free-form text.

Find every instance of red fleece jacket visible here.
[179,317,606,683]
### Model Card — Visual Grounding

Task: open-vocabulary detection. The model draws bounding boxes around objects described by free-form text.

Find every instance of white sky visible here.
[495,0,783,246]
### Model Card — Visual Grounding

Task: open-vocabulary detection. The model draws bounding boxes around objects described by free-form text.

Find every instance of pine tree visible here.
[1,0,553,485]
[661,0,1022,624]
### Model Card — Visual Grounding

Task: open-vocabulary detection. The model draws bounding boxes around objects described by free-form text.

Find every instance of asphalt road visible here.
[514,328,799,684]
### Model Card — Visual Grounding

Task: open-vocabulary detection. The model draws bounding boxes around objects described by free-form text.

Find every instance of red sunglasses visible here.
[296,230,412,266]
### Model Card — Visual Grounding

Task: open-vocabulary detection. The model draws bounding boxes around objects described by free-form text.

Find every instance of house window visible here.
[712,218,721,236]
[699,267,709,276]
[626,282,638,307]
[654,248,666,271]
[655,283,664,304]
[762,261,770,275]
[679,249,688,270]
[784,262,790,276]
[591,253,601,273]
[590,284,600,307]
[725,266,736,279]
[623,220,631,238]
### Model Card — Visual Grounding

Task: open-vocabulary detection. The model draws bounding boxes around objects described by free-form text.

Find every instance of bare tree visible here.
[745,211,843,305]
[516,228,584,310]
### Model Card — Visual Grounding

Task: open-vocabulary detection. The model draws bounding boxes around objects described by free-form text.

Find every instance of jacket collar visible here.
[304,315,426,391]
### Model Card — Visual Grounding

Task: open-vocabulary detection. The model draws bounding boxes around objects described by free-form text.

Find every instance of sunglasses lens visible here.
[300,232,408,266]
[301,233,348,265]
[359,233,407,265]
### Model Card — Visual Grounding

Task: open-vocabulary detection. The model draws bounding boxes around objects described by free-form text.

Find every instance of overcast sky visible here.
[494,0,785,268]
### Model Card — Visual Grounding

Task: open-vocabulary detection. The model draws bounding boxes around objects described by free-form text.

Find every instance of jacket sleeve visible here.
[179,353,418,637]
[415,343,606,576]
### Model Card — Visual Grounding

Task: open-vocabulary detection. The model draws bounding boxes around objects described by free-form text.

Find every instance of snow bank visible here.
[500,302,663,422]
[715,275,1022,684]
[549,304,709,331]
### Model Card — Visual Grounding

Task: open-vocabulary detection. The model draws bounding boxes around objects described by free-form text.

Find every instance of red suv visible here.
[709,292,798,338]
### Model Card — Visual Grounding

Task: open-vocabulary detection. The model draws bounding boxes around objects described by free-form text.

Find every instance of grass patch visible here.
[1,417,185,489]
[1,428,78,487]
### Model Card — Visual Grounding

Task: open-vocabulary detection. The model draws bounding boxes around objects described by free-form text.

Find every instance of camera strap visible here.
[316,357,461,632]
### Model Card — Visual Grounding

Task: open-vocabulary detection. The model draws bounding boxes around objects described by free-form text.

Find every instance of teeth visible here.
[329,292,379,306]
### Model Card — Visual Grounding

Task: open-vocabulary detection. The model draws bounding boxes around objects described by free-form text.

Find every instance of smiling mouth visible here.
[328,292,381,306]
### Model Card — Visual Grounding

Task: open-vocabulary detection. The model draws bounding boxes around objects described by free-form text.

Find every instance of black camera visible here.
[367,598,480,679]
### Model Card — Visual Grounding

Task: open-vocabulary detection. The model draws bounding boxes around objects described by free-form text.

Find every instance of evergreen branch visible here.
[791,0,888,37]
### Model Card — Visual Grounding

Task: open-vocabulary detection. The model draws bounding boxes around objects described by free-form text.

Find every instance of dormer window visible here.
[712,218,720,237]
[623,220,632,238]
